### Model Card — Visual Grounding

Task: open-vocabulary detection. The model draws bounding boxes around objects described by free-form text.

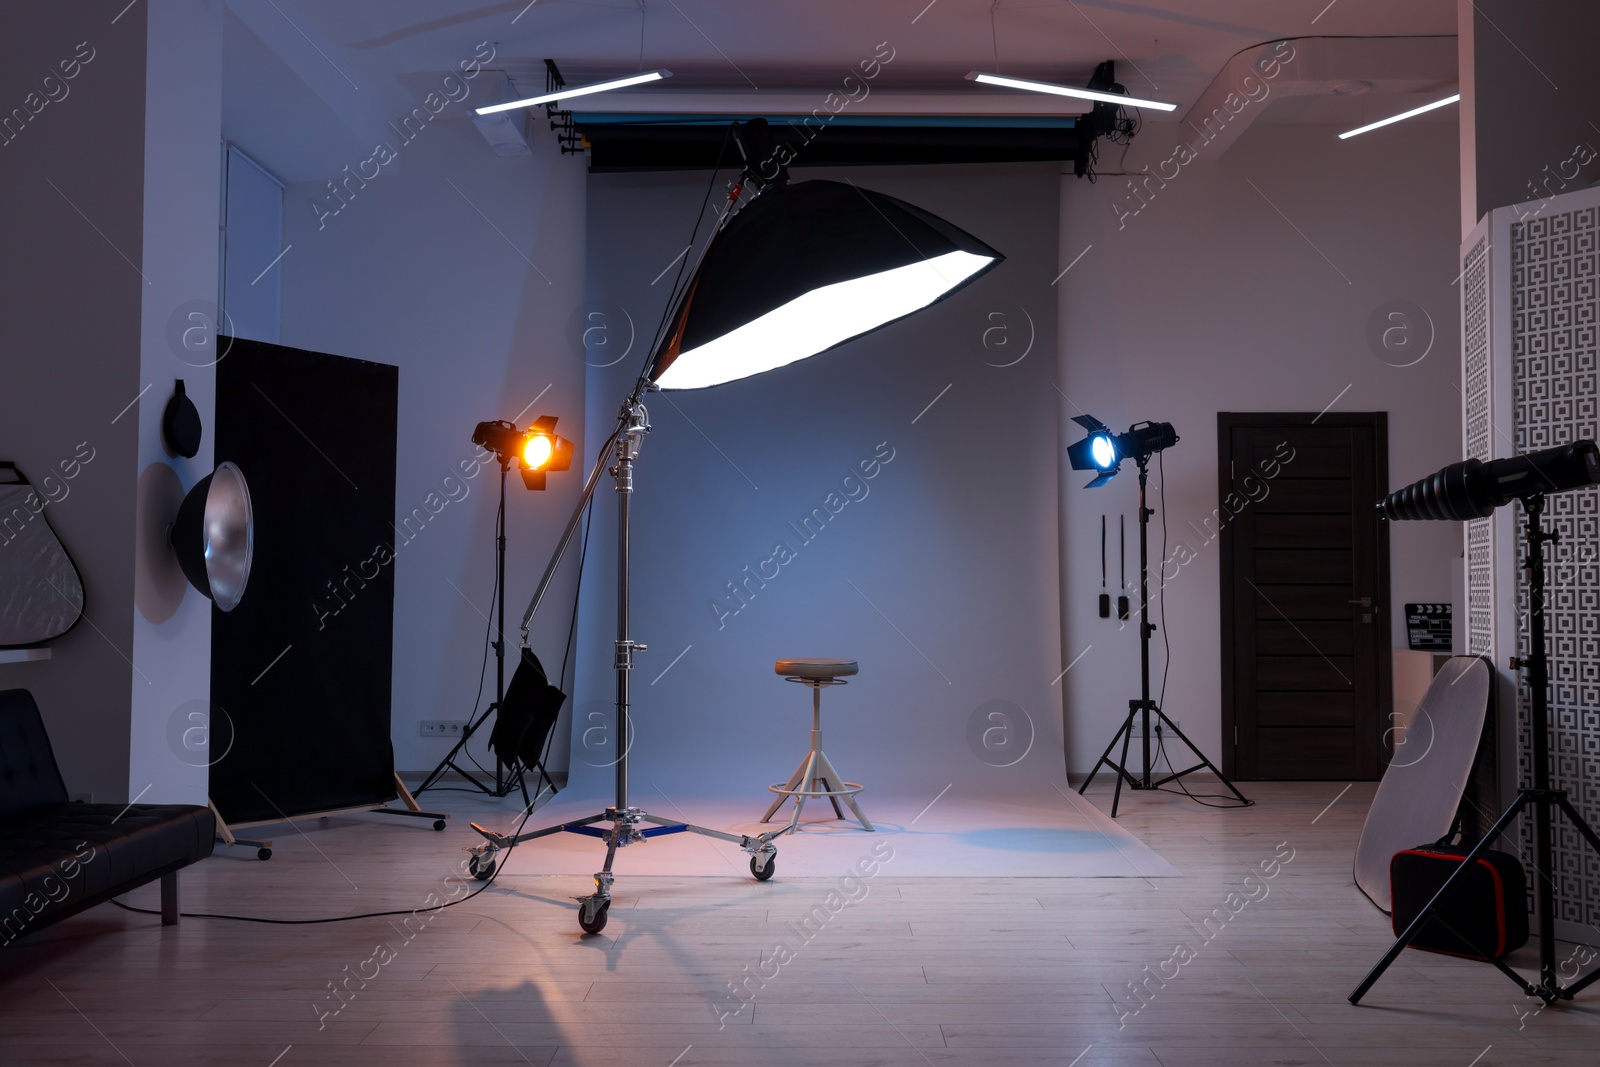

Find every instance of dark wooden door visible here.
[1218,413,1391,780]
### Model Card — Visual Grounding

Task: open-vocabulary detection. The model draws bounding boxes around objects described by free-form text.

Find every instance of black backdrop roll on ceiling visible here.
[211,338,399,823]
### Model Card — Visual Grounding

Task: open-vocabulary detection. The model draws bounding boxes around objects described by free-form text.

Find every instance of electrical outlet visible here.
[420,720,468,738]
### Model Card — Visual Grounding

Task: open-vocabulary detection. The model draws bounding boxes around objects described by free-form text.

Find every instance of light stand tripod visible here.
[465,397,786,935]
[1351,492,1600,1005]
[416,457,530,804]
[1078,455,1250,817]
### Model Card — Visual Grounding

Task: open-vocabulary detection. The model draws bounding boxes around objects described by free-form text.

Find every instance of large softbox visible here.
[489,647,567,790]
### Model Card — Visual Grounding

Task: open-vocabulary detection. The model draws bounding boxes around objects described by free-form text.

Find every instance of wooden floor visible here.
[4,780,1599,1066]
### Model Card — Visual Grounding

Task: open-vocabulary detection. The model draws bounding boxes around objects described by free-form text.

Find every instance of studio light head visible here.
[1067,415,1179,487]
[646,179,1003,390]
[170,461,254,611]
[1379,440,1600,521]
[472,416,574,491]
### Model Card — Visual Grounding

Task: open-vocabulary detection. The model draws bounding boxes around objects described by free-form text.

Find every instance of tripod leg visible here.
[1152,709,1250,804]
[1111,711,1136,817]
[1078,715,1133,795]
[527,757,556,805]
[415,701,501,796]
[1542,793,1600,998]
[1554,794,1600,857]
[1350,791,1531,1004]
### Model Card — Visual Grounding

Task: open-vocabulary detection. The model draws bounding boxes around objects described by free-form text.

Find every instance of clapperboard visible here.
[1406,603,1452,651]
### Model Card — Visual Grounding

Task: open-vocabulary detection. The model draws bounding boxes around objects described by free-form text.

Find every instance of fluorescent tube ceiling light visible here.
[965,72,1177,112]
[1338,93,1460,139]
[654,251,994,391]
[475,70,672,116]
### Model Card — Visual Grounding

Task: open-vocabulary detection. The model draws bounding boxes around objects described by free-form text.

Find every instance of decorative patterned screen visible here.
[1462,234,1494,658]
[1508,207,1600,930]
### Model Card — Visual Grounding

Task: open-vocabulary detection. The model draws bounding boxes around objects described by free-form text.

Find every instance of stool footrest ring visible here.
[768,782,864,800]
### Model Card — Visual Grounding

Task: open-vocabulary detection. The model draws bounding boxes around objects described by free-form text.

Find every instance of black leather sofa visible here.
[0,688,214,945]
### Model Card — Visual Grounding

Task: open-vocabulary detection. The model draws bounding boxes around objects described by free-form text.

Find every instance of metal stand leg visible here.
[787,751,820,827]
[1112,705,1137,817]
[1147,712,1251,805]
[762,751,812,823]
[816,749,873,831]
[577,838,619,934]
[761,678,871,831]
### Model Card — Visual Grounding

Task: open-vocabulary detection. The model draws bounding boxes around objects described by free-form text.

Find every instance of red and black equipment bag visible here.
[1390,845,1529,960]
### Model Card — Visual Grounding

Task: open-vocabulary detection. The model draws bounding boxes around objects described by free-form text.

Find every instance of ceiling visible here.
[222,0,1458,180]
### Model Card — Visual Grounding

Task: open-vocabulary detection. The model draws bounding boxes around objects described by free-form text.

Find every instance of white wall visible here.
[1059,120,1462,774]
[279,116,588,775]
[0,4,149,802]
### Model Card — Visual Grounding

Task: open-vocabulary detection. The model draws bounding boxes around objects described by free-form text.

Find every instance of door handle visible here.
[1347,597,1374,608]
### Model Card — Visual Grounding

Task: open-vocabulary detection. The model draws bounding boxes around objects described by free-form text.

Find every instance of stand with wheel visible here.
[1351,492,1600,1005]
[1077,455,1250,817]
[467,400,787,934]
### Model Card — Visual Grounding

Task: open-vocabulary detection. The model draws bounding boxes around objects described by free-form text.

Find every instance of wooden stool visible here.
[761,658,872,831]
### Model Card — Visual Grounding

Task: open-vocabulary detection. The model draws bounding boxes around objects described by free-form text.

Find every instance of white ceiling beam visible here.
[1181,36,1458,159]
[226,0,398,163]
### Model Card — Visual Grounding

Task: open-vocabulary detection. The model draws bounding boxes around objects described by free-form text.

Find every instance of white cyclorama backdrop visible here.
[565,163,1064,806]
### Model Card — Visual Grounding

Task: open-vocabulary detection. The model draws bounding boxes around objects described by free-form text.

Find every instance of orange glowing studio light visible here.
[517,415,573,491]
[471,416,573,491]
[523,433,554,471]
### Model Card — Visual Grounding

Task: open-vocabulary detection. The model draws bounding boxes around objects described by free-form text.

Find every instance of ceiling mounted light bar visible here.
[475,69,673,116]
[965,71,1177,112]
[1338,93,1460,139]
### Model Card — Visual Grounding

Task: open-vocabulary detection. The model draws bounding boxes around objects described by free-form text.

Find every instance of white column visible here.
[129,0,224,804]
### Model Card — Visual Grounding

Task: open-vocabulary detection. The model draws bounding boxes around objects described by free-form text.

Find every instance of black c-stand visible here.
[1078,455,1251,817]
[1351,493,1600,1005]
[415,457,528,804]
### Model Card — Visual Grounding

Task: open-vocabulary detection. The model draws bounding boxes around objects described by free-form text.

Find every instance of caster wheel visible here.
[432,820,447,831]
[468,854,496,881]
[750,854,775,881]
[257,848,272,861]
[578,901,610,935]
